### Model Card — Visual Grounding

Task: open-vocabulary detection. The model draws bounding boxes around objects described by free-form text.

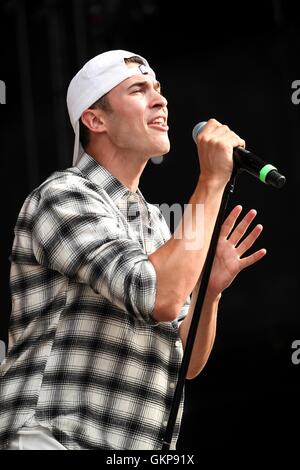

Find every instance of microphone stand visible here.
[162,168,237,450]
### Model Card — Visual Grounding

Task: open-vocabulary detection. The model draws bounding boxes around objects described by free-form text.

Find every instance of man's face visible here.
[101,64,170,159]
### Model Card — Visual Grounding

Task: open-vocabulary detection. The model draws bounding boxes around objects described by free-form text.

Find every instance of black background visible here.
[0,0,299,458]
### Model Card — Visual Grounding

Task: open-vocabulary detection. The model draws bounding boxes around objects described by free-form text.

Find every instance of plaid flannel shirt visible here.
[0,153,190,450]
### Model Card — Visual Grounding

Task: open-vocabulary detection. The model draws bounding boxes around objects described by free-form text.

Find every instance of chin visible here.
[144,136,170,159]
[152,141,170,157]
[150,150,170,159]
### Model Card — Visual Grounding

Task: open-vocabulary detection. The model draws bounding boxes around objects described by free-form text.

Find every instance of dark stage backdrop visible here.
[0,0,299,459]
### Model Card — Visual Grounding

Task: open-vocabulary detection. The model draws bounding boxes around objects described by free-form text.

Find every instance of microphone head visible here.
[266,169,286,189]
[192,121,207,143]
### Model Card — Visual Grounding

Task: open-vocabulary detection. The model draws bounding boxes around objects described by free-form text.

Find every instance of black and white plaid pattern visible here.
[0,153,190,450]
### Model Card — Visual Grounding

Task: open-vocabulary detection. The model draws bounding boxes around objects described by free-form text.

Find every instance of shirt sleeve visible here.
[31,178,158,324]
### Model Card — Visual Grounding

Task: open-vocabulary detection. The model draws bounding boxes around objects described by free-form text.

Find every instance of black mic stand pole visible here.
[162,168,237,451]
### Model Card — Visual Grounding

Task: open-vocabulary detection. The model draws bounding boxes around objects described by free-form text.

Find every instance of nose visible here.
[152,89,168,108]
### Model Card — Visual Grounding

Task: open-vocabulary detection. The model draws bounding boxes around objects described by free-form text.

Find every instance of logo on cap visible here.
[139,64,150,75]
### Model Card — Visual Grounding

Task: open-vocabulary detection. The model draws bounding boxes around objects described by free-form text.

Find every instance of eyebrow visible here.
[127,80,162,93]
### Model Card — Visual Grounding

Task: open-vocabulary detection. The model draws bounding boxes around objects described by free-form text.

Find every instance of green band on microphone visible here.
[259,164,277,183]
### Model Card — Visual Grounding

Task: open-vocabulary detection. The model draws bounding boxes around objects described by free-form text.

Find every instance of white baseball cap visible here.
[66,50,156,166]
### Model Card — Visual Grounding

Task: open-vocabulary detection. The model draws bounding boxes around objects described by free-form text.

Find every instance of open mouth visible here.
[148,116,168,131]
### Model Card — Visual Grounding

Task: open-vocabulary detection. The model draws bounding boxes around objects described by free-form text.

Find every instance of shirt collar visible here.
[76,152,145,204]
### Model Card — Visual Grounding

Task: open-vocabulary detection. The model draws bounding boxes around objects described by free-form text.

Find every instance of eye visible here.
[131,88,144,94]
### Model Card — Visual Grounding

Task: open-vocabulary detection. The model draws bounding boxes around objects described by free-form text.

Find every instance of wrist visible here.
[205,290,222,304]
[197,174,229,193]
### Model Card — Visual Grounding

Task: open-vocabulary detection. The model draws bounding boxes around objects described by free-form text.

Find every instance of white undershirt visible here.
[8,425,66,450]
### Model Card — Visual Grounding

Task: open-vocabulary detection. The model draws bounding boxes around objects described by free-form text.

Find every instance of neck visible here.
[86,143,148,193]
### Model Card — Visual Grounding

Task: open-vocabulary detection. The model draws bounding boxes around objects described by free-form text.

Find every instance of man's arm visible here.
[179,279,220,379]
[148,119,246,322]
[149,178,225,322]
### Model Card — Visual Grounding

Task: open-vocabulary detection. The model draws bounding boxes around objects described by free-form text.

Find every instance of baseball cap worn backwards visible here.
[67,50,156,166]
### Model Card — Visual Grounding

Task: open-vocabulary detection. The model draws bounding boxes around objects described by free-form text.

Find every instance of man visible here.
[0,50,266,450]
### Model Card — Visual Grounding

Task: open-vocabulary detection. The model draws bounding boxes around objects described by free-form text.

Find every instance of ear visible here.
[81,108,106,134]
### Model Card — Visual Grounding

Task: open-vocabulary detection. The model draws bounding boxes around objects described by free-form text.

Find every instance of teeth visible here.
[151,119,164,125]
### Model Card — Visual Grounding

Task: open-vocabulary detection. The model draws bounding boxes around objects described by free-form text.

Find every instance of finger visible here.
[220,131,246,150]
[220,205,243,239]
[229,209,257,246]
[202,118,223,135]
[195,119,223,144]
[208,125,246,149]
[238,138,246,149]
[239,248,267,271]
[237,224,264,256]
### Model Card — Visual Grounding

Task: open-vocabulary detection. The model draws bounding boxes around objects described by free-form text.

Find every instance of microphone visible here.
[192,121,286,189]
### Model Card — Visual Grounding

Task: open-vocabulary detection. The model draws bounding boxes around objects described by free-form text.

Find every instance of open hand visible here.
[207,205,267,297]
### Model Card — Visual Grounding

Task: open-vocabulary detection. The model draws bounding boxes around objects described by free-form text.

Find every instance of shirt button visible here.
[175,340,181,348]
[169,382,175,389]
[163,421,168,427]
